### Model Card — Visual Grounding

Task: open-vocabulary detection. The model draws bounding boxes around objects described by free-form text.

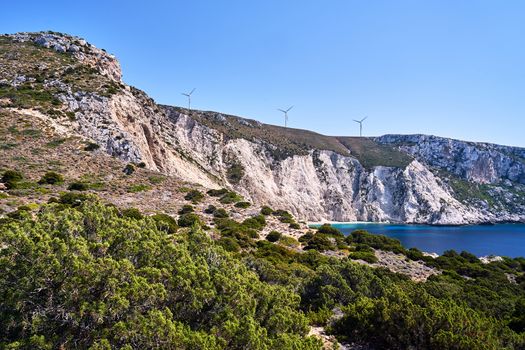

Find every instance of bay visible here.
[324,223,525,258]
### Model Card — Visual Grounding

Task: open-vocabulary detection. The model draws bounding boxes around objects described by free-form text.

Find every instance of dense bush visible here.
[219,191,243,204]
[177,213,201,227]
[273,209,295,223]
[151,213,178,234]
[348,251,378,263]
[123,163,135,175]
[121,207,143,220]
[178,204,194,214]
[38,171,64,185]
[0,201,320,349]
[266,230,283,242]
[260,205,274,215]
[84,142,100,151]
[206,188,229,197]
[234,201,251,208]
[213,208,229,218]
[304,234,335,252]
[1,169,23,189]
[184,189,204,203]
[242,214,267,231]
[204,204,217,214]
[346,229,405,254]
[67,181,89,191]
[317,224,343,237]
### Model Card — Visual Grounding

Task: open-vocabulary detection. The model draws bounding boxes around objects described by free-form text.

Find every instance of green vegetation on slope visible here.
[337,136,413,168]
[2,196,525,349]
[0,198,321,349]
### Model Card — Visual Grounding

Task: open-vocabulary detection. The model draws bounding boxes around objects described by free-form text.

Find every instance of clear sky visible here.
[2,1,524,146]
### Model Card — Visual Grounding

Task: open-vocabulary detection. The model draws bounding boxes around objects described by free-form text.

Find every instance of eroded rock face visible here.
[376,134,525,185]
[24,82,525,224]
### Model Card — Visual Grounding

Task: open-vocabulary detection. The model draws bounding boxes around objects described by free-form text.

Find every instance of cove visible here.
[315,223,525,258]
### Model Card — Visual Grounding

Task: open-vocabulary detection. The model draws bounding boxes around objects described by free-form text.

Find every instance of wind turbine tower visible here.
[181,88,196,109]
[353,116,368,137]
[278,106,293,127]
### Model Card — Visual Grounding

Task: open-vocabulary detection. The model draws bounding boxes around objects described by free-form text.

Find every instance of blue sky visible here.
[2,1,525,146]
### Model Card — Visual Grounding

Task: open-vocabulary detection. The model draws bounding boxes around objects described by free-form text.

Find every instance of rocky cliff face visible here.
[2,32,524,224]
[376,134,525,185]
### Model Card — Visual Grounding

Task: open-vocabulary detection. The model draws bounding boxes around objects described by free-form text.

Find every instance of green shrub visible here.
[279,235,300,248]
[178,213,202,227]
[148,175,165,184]
[68,182,89,191]
[127,184,151,193]
[121,208,143,220]
[304,234,335,252]
[57,192,89,206]
[289,223,301,229]
[317,223,343,237]
[266,230,282,242]
[184,189,204,203]
[137,162,146,168]
[151,213,178,234]
[217,237,241,253]
[226,162,245,184]
[1,170,23,189]
[234,201,251,209]
[273,209,294,223]
[348,251,378,263]
[206,188,229,197]
[213,208,229,218]
[204,205,217,214]
[219,191,243,204]
[123,163,135,175]
[346,229,405,254]
[242,215,266,231]
[299,231,315,243]
[38,171,64,185]
[260,205,273,215]
[178,205,194,214]
[84,142,100,151]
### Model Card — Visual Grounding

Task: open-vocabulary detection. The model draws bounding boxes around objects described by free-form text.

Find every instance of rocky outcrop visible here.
[8,32,122,82]
[376,134,525,185]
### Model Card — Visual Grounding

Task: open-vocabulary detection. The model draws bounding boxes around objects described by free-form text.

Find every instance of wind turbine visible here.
[181,88,196,109]
[353,116,368,137]
[278,105,293,127]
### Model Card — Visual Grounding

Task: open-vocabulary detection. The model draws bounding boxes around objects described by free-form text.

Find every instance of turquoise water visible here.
[325,223,525,258]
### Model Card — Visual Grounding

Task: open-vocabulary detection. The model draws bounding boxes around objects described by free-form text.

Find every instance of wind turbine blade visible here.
[189,88,196,95]
[361,116,368,122]
[181,93,189,96]
[278,109,286,113]
[353,120,360,123]
[286,105,294,112]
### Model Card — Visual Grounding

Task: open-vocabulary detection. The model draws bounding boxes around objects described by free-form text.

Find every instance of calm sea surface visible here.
[324,223,525,258]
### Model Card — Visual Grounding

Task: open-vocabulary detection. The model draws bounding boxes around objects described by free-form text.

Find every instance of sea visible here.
[319,223,525,258]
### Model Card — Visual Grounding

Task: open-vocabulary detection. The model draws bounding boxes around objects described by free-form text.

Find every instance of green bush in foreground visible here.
[178,212,201,227]
[0,201,319,349]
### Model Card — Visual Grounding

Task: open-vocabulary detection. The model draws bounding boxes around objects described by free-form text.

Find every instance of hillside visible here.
[1,31,525,224]
[2,31,525,350]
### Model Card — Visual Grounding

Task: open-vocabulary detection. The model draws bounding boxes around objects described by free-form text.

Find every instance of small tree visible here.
[266,231,282,242]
